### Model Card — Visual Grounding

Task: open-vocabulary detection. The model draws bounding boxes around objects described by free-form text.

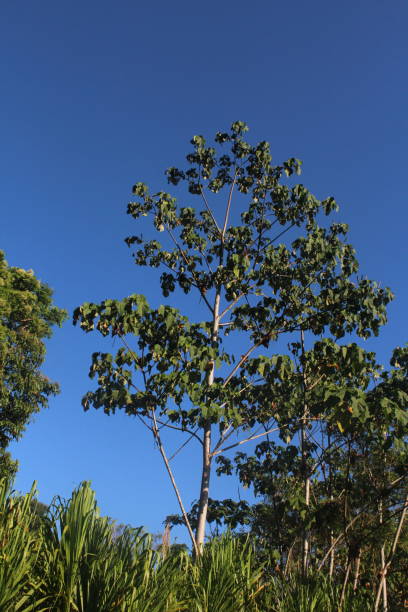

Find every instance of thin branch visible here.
[107,342,156,434]
[222,338,264,388]
[222,169,238,238]
[306,373,325,392]
[213,424,233,451]
[117,334,201,443]
[309,439,349,478]
[222,322,289,388]
[166,225,214,314]
[198,244,214,274]
[169,430,197,461]
[211,426,281,457]
[212,381,269,453]
[118,334,144,374]
[154,418,203,445]
[200,186,221,235]
[317,513,362,571]
[213,421,266,456]
[119,329,199,553]
[263,222,296,248]
[218,282,258,321]
[389,475,406,488]
[150,406,199,557]
[135,412,154,432]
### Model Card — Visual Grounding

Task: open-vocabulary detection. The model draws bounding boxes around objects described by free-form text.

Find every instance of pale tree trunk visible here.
[195,423,212,552]
[339,559,351,610]
[328,429,335,579]
[374,493,408,612]
[329,532,335,578]
[194,292,220,553]
[301,456,310,575]
[284,540,295,577]
[300,330,310,576]
[380,543,388,612]
[379,500,388,611]
[352,550,361,592]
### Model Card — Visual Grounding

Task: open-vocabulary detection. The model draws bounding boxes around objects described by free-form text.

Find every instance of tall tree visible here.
[74,121,392,553]
[0,251,67,478]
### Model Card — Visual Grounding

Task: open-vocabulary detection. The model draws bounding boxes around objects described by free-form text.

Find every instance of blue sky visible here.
[1,0,407,542]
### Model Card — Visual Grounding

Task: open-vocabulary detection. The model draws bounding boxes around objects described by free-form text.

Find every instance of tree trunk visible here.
[380,543,388,612]
[329,531,335,578]
[374,493,408,612]
[302,463,310,575]
[328,429,335,579]
[194,423,212,552]
[300,330,310,576]
[339,559,351,610]
[194,291,220,553]
[352,550,361,592]
[379,500,388,611]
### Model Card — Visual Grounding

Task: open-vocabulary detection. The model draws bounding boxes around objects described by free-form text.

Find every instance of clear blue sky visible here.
[1,0,407,541]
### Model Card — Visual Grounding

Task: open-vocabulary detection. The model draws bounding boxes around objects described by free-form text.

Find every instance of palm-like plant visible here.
[0,479,41,611]
[186,534,264,612]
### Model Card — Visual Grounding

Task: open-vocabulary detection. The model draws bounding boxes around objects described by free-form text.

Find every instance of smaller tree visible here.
[0,251,67,479]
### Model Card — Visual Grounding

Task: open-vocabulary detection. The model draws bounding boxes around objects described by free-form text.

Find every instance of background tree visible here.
[0,251,67,479]
[211,343,407,609]
[74,121,393,553]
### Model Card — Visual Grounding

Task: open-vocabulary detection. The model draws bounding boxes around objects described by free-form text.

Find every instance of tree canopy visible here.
[0,251,67,479]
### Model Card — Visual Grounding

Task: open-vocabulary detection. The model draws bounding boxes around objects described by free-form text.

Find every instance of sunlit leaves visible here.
[0,251,67,479]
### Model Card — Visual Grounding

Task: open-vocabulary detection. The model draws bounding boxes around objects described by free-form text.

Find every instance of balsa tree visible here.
[0,251,67,479]
[74,121,392,553]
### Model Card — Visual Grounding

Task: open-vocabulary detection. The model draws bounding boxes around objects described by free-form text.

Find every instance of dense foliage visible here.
[0,251,66,479]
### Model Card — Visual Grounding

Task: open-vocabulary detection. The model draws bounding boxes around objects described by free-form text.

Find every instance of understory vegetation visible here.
[1,479,392,611]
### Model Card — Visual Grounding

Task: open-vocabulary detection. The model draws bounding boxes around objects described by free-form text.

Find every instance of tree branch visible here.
[154,418,203,445]
[211,425,281,457]
[150,406,199,557]
[221,168,238,239]
[200,186,222,236]
[166,225,214,314]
